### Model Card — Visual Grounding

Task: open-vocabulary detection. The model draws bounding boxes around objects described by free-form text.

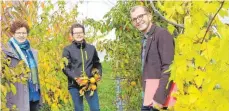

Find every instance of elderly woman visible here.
[2,20,41,111]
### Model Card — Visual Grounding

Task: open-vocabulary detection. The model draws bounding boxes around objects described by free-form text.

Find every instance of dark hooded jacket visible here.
[62,40,102,89]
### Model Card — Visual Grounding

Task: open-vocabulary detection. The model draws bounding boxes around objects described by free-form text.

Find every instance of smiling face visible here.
[13,27,28,43]
[72,27,85,42]
[130,7,152,34]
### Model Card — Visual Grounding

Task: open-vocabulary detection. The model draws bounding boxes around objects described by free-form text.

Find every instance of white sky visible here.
[54,0,116,21]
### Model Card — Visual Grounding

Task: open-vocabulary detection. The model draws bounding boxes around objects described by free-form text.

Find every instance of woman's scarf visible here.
[9,37,39,91]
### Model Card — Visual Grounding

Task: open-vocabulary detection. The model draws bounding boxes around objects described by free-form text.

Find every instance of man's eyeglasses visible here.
[73,32,84,35]
[131,13,147,23]
[15,32,27,35]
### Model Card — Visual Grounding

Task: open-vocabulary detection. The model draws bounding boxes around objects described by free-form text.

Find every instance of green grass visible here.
[84,62,116,111]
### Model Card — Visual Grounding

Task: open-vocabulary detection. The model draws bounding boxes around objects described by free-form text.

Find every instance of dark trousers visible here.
[141,106,159,111]
[30,101,39,111]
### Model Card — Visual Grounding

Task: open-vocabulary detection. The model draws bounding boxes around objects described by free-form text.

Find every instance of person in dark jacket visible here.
[130,6,175,111]
[62,23,102,111]
[2,20,41,111]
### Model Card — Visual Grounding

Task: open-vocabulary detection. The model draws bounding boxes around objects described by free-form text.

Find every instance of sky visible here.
[75,0,116,21]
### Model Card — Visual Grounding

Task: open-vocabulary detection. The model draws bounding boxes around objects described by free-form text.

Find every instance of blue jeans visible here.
[69,88,100,111]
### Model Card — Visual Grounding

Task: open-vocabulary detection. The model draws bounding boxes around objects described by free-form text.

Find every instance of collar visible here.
[146,24,157,36]
[73,39,86,49]
[141,24,157,40]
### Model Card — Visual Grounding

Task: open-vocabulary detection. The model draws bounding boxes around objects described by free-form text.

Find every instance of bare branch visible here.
[150,1,184,28]
[201,1,225,44]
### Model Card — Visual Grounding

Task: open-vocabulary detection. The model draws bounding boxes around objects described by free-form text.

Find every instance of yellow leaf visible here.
[203,80,216,92]
[58,104,62,108]
[203,3,219,13]
[41,2,45,9]
[188,85,199,94]
[27,16,32,28]
[194,75,204,88]
[156,1,165,11]
[12,105,17,110]
[189,93,199,104]
[175,5,184,14]
[44,94,49,103]
[60,62,65,70]
[25,67,31,73]
[1,102,9,110]
[140,2,144,6]
[51,103,59,111]
[2,3,7,9]
[62,57,68,69]
[7,1,13,7]
[79,89,85,96]
[10,83,17,95]
[6,57,11,65]
[184,15,191,28]
[216,97,229,111]
[165,8,173,19]
[219,9,229,17]
[21,77,28,83]
[5,83,10,92]
[90,90,94,96]
[194,55,208,67]
[63,98,68,104]
[175,95,190,106]
[0,84,7,96]
[167,24,175,34]
[193,12,206,28]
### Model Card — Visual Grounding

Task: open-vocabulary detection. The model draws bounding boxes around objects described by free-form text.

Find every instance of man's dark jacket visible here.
[142,24,174,104]
[62,40,102,89]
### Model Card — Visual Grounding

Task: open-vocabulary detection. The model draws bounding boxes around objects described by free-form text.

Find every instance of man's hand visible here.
[96,76,101,82]
[94,74,101,82]
[75,77,88,86]
[75,77,82,84]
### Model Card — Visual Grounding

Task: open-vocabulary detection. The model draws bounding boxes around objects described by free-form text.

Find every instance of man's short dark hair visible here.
[130,5,151,14]
[70,23,85,35]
